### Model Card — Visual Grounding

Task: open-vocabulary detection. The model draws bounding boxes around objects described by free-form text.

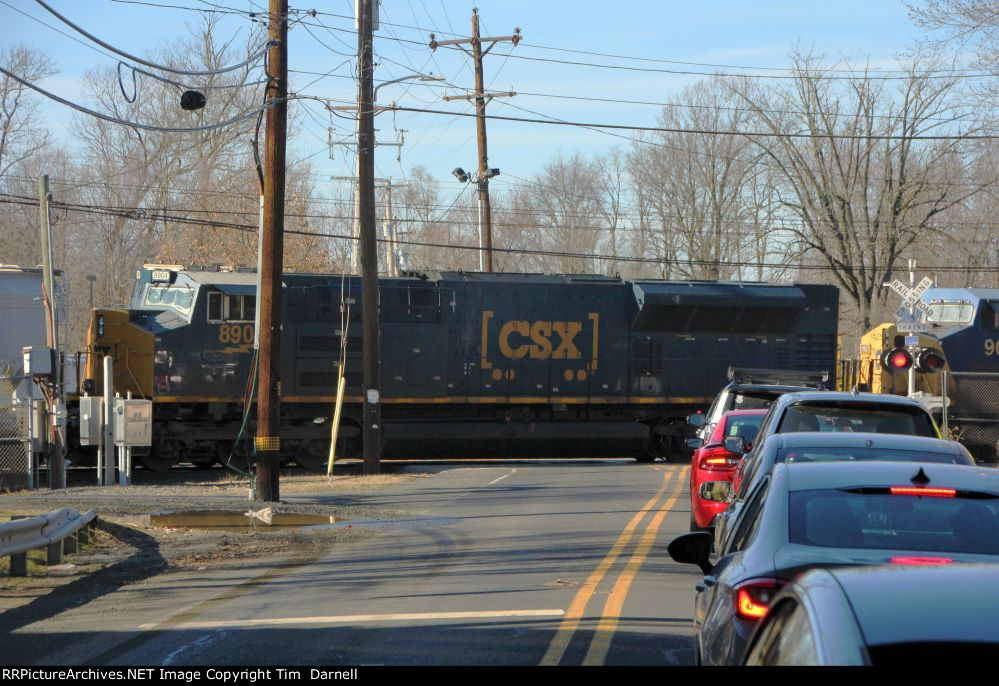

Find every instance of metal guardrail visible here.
[1,508,98,577]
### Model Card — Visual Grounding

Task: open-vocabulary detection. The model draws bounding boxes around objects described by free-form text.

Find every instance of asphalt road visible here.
[6,461,700,666]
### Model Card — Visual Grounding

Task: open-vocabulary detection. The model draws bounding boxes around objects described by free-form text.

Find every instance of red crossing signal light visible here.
[880,348,913,371]
[916,348,945,373]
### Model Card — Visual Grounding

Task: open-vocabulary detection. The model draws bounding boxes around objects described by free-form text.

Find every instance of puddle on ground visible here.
[147,510,337,530]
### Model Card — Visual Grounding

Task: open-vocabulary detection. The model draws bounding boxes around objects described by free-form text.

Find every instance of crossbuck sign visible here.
[884,276,934,333]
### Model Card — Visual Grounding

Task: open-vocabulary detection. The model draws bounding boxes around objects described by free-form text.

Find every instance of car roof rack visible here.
[727,366,829,387]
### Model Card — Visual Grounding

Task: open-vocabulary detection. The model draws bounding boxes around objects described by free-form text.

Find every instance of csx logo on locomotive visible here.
[480,311,600,382]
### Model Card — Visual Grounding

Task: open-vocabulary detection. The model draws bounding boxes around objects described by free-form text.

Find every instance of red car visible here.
[689,409,767,531]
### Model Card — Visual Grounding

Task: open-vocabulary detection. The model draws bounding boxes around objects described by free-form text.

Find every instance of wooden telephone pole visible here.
[357,0,381,475]
[431,10,520,272]
[255,0,288,502]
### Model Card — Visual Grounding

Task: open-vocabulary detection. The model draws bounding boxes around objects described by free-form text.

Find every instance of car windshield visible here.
[777,404,936,438]
[776,447,964,465]
[789,489,999,555]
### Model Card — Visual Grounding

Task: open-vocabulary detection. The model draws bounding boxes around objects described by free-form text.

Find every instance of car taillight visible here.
[890,487,956,498]
[698,446,739,470]
[734,579,781,621]
[891,556,953,566]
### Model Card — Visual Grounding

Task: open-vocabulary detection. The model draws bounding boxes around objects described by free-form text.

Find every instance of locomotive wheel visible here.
[143,440,182,471]
[295,454,328,472]
[141,453,177,471]
[295,440,331,472]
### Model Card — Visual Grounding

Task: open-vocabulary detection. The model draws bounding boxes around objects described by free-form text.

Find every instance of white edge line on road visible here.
[141,609,566,630]
[488,474,511,485]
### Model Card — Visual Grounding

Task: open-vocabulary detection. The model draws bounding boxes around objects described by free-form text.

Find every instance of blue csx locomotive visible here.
[82,266,838,470]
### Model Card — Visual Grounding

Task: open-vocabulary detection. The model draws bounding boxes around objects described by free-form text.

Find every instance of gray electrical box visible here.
[113,398,152,447]
[79,396,102,446]
[22,346,53,376]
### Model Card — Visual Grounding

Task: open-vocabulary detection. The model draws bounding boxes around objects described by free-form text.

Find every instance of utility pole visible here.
[431,10,521,272]
[38,175,64,490]
[332,176,407,276]
[329,72,439,273]
[357,0,381,475]
[384,180,396,277]
[255,0,288,502]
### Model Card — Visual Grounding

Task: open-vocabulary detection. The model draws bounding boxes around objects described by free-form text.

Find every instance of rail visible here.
[1,508,98,577]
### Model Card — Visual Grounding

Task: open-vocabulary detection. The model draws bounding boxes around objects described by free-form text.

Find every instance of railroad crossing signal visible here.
[881,347,914,371]
[884,275,934,333]
[915,348,945,373]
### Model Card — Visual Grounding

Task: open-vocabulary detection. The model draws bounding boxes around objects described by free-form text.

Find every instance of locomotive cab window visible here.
[208,292,256,322]
[143,284,195,316]
[926,300,974,325]
[982,301,999,330]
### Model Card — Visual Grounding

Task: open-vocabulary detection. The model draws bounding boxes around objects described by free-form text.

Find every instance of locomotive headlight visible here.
[97,315,105,338]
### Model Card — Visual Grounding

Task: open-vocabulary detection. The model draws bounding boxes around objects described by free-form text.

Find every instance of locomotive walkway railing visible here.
[0,508,99,577]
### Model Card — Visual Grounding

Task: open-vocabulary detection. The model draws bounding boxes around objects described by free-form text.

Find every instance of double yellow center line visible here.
[540,465,688,666]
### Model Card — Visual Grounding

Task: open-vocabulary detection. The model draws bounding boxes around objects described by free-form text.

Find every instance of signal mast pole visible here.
[255,0,288,501]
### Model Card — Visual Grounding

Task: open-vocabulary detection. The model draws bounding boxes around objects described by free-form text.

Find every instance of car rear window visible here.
[776,447,965,465]
[777,404,936,437]
[788,489,999,555]
[729,392,777,411]
[726,415,765,442]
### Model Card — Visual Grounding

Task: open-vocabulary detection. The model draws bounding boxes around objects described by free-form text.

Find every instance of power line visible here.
[20,194,999,273]
[3,191,996,262]
[388,104,996,141]
[295,7,993,79]
[107,0,252,16]
[93,0,996,81]
[7,171,997,225]
[0,65,280,133]
[33,0,273,76]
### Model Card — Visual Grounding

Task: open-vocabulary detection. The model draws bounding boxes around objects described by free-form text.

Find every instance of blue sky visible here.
[3,0,932,198]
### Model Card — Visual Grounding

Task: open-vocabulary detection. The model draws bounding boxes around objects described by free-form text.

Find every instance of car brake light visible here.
[891,556,953,566]
[734,579,781,621]
[699,446,739,470]
[890,487,956,498]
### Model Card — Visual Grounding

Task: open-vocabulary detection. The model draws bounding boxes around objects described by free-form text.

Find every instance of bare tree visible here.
[508,153,603,274]
[629,78,763,280]
[732,52,988,335]
[0,45,56,181]
[67,17,330,308]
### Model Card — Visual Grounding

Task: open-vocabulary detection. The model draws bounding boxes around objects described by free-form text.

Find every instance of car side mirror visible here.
[687,413,705,428]
[724,435,747,454]
[686,438,704,449]
[666,532,713,575]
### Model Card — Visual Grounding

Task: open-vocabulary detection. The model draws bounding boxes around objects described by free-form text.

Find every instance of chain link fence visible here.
[0,376,33,490]
[942,371,999,465]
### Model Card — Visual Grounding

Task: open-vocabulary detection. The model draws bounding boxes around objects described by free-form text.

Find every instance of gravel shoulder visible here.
[0,470,428,618]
